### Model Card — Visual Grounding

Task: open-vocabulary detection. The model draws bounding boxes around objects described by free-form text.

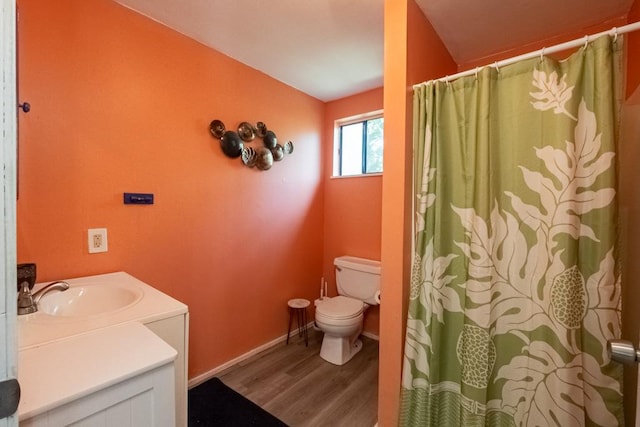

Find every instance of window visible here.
[333,112,383,177]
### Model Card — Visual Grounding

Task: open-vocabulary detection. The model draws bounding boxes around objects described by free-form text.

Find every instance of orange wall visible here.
[17,0,640,423]
[379,0,457,425]
[16,0,324,379]
[322,87,383,336]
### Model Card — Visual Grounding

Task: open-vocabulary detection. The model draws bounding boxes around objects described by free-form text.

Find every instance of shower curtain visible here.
[401,35,625,426]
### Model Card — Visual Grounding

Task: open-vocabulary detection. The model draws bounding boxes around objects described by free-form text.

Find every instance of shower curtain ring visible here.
[583,35,590,49]
[540,48,545,63]
[474,67,479,80]
[494,62,500,73]
[613,27,618,43]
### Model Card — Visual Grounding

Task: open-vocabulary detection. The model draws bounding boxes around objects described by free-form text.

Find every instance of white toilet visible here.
[315,256,381,365]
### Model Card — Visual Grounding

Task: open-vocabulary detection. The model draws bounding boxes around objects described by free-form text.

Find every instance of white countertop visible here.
[18,271,188,350]
[18,321,177,420]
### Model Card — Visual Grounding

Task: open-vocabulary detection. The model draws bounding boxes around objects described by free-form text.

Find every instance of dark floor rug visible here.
[188,377,288,426]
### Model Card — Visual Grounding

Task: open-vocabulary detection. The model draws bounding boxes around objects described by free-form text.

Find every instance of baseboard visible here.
[188,321,315,389]
[188,322,379,388]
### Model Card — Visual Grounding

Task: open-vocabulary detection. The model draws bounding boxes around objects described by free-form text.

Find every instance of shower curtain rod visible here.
[413,20,640,88]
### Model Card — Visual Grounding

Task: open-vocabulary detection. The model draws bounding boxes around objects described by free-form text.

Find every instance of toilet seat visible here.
[316,296,363,320]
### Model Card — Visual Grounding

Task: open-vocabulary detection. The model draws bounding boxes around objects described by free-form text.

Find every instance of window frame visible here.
[332,110,384,178]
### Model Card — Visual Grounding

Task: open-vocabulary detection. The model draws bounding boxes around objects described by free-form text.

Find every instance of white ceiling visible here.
[113,0,634,102]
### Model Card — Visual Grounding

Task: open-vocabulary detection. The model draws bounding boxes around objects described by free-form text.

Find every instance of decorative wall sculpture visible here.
[209,120,294,171]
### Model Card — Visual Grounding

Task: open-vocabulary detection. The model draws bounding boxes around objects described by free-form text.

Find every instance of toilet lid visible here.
[317,296,364,319]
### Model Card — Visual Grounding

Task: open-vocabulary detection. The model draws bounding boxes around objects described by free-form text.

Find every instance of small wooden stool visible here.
[286,298,310,346]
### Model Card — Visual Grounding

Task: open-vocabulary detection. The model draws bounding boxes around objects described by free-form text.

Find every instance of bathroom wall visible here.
[322,87,383,336]
[16,0,325,379]
[379,0,458,424]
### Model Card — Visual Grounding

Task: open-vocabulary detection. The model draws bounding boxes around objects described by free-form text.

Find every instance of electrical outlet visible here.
[88,228,108,253]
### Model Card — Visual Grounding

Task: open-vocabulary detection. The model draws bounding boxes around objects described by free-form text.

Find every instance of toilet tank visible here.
[334,256,381,305]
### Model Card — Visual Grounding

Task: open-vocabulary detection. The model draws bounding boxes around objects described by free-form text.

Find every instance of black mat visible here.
[188,377,288,426]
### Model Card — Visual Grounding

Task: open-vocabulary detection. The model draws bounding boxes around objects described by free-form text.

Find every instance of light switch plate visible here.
[88,228,108,253]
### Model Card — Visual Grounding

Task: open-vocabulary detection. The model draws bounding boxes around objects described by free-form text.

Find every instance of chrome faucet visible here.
[33,281,70,303]
[17,280,70,315]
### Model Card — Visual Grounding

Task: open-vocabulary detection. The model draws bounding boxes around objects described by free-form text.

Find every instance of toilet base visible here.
[319,334,363,366]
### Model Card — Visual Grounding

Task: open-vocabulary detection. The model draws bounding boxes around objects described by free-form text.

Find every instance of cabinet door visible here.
[21,364,175,427]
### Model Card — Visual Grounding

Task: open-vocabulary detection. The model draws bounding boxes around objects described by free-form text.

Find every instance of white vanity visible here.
[19,322,176,426]
[17,272,189,427]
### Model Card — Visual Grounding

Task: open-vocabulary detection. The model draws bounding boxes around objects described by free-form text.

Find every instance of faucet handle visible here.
[17,281,37,315]
[17,263,36,292]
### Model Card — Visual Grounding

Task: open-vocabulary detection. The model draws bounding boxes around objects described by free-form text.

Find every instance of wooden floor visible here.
[217,328,379,427]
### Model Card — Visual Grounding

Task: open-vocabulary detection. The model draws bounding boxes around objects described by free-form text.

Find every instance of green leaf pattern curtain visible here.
[401,35,625,426]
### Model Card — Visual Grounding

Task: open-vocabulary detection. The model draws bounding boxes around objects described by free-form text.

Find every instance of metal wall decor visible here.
[209,120,294,171]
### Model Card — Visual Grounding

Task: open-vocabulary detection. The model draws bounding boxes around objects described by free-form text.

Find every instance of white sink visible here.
[39,283,143,317]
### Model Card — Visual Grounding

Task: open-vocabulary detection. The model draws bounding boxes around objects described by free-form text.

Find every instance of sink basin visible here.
[38,283,143,317]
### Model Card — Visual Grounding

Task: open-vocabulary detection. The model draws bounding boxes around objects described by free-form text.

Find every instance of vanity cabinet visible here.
[21,364,175,427]
[19,322,176,427]
[17,272,190,427]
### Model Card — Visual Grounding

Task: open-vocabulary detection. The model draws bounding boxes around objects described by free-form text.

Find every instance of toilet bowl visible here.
[315,296,366,365]
[315,256,381,365]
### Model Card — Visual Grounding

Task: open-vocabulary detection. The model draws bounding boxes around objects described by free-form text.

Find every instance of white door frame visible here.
[1,0,18,425]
